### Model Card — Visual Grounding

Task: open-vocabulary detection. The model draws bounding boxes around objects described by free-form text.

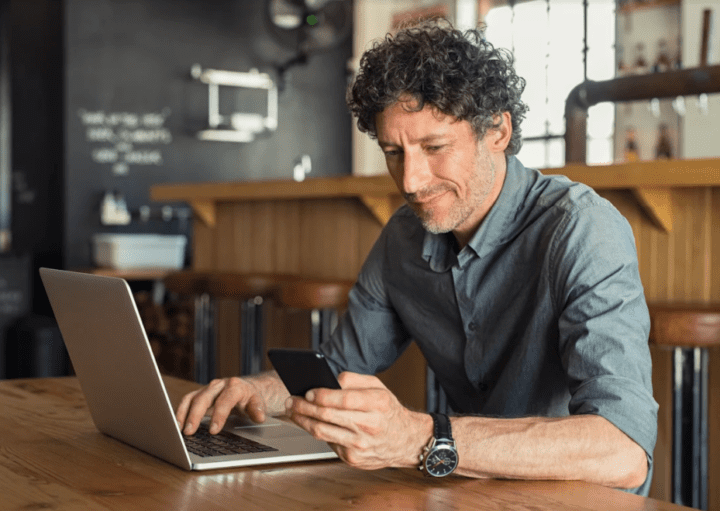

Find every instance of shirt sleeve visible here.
[319,222,413,377]
[549,200,659,487]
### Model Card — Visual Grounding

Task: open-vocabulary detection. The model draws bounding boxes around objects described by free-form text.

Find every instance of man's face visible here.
[376,98,506,245]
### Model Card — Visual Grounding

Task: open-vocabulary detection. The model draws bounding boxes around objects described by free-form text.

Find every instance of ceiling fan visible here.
[265,0,352,89]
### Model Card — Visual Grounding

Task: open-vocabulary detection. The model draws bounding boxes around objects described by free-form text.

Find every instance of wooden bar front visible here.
[152,157,720,506]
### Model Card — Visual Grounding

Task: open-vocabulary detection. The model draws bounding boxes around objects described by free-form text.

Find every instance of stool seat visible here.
[276,279,354,351]
[164,270,212,296]
[648,302,720,349]
[277,279,354,310]
[206,272,298,300]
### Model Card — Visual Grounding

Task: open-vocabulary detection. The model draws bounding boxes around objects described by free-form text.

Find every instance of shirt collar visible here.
[421,155,530,272]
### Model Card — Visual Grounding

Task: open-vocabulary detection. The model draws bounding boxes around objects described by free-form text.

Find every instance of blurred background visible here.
[1,0,719,384]
[1,1,719,506]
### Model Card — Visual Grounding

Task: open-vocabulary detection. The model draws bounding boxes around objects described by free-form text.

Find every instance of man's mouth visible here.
[405,188,450,205]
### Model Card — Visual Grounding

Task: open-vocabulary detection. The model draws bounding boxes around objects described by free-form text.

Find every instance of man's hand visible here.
[175,377,269,435]
[285,372,433,470]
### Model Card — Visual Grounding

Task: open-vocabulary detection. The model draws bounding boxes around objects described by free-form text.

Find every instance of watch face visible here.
[424,445,459,477]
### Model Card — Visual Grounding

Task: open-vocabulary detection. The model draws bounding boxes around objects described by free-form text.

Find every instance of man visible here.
[177,19,657,495]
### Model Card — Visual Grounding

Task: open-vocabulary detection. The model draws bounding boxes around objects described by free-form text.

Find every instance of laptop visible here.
[39,267,338,470]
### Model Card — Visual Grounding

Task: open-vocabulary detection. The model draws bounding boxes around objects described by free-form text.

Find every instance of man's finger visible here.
[308,387,389,411]
[175,389,200,426]
[182,379,226,434]
[289,404,360,445]
[336,372,386,390]
[244,394,267,423]
[289,394,378,435]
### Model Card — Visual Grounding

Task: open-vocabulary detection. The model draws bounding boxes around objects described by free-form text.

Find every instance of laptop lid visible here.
[39,268,336,470]
[40,267,193,469]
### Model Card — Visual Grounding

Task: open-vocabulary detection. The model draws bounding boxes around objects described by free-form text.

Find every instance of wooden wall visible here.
[190,186,719,506]
[599,187,720,506]
[191,196,425,411]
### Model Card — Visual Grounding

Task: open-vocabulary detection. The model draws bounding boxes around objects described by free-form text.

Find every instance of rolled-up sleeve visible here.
[319,224,412,377]
[551,202,658,474]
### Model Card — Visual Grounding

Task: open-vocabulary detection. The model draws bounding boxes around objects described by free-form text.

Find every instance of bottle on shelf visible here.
[633,43,649,74]
[624,127,640,162]
[617,46,630,76]
[653,39,672,72]
[654,123,673,159]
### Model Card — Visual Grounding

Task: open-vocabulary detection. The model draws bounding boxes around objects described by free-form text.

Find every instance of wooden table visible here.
[0,377,691,510]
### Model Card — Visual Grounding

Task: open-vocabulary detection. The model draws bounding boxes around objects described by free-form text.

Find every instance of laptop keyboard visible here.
[184,424,278,457]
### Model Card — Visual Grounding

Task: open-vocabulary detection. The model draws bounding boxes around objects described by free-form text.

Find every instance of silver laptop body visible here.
[39,267,337,470]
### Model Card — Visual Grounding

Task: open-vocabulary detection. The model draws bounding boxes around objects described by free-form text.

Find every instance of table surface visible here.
[0,376,690,511]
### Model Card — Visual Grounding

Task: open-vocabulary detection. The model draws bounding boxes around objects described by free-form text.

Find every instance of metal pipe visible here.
[564,65,720,163]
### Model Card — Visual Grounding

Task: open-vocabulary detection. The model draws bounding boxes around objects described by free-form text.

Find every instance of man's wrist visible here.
[406,411,434,468]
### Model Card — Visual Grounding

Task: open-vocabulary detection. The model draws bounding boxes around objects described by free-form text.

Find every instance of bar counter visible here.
[151,157,720,505]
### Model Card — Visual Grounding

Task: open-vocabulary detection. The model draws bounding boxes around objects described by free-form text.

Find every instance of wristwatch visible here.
[419,413,459,477]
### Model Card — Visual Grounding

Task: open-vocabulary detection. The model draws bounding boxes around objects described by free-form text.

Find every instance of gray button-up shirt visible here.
[320,155,658,495]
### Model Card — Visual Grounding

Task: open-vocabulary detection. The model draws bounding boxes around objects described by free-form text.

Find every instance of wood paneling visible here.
[197,196,425,411]
[599,187,720,507]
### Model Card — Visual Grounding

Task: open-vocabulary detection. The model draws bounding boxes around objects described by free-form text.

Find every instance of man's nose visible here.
[402,151,432,195]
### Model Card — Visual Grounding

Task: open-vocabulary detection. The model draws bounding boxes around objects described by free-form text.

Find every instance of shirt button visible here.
[478,382,489,391]
[468,322,477,331]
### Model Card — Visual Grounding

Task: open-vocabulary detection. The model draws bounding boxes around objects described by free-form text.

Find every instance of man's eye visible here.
[383,150,400,157]
[426,145,444,152]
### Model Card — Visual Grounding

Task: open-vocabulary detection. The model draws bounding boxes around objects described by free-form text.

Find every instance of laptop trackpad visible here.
[228,416,307,439]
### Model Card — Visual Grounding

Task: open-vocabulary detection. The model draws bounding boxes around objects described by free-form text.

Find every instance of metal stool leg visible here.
[310,309,321,352]
[672,348,683,505]
[241,296,264,375]
[193,293,215,384]
[310,308,338,351]
[696,347,708,511]
[425,366,448,415]
[672,347,709,510]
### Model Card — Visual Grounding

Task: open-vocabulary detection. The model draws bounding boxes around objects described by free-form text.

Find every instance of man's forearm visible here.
[244,370,290,416]
[451,414,648,489]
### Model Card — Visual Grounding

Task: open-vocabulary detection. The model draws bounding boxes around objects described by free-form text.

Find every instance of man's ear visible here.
[487,111,512,153]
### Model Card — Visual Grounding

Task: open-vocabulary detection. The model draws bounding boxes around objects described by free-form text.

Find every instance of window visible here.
[484,0,617,168]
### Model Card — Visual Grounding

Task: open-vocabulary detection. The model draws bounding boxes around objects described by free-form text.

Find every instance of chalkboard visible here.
[63,0,352,269]
[0,254,31,379]
[77,108,172,176]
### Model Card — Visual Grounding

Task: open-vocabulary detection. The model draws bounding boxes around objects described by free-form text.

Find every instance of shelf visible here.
[618,0,680,14]
[555,158,720,189]
[151,157,720,233]
[151,175,400,227]
[558,158,720,232]
[75,267,176,281]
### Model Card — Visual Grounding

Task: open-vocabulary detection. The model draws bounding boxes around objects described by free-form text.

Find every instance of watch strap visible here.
[430,412,452,441]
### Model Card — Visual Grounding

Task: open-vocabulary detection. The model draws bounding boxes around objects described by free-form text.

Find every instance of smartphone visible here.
[267,348,341,397]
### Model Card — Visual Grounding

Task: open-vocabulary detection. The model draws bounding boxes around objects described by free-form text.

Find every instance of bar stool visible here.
[163,271,214,384]
[648,302,720,511]
[205,272,297,376]
[164,271,295,383]
[276,279,354,350]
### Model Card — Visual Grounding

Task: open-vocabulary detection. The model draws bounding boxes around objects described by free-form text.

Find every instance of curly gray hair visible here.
[347,19,528,155]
